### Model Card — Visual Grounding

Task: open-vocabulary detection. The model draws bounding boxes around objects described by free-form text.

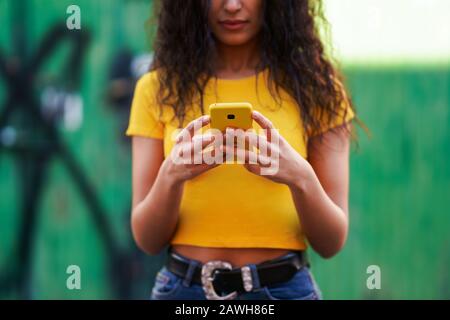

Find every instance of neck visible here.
[214,37,261,78]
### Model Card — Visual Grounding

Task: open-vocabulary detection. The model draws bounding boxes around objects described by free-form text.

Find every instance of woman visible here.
[126,0,357,300]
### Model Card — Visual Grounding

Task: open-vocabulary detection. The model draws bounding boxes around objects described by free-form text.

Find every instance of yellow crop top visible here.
[126,69,354,250]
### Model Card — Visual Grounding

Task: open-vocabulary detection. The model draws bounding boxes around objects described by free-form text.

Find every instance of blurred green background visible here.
[0,0,449,299]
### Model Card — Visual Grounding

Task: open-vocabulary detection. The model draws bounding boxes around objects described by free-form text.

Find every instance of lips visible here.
[219,20,249,31]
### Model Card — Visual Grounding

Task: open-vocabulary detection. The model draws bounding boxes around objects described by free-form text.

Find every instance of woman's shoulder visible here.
[133,70,166,106]
[132,69,176,123]
[136,69,160,90]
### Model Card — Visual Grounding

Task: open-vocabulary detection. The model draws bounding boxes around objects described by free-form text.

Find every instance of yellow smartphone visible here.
[208,102,253,132]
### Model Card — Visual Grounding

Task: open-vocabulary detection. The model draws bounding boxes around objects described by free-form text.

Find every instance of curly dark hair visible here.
[150,0,358,139]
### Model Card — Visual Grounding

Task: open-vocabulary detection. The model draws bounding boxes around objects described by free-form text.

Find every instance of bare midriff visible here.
[172,244,292,268]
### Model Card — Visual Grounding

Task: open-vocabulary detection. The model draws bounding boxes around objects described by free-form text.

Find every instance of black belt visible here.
[166,249,309,297]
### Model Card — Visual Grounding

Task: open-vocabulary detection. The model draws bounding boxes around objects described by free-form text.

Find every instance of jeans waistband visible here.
[166,247,308,290]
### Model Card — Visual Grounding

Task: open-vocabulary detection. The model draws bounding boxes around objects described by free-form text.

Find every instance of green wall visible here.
[0,0,449,299]
[312,67,450,299]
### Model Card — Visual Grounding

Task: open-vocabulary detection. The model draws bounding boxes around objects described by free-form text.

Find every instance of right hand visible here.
[161,115,220,184]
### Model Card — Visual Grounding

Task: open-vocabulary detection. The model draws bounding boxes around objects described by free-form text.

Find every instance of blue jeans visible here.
[150,252,323,300]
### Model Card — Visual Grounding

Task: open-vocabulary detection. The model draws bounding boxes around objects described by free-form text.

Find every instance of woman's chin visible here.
[216,35,254,47]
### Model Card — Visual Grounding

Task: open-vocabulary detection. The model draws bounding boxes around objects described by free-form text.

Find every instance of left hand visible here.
[221,110,314,186]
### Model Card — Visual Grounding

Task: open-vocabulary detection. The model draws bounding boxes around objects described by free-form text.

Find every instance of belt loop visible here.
[182,259,200,287]
[248,264,261,290]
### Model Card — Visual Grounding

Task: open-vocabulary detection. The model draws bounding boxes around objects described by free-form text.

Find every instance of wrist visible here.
[287,160,317,194]
[160,158,185,188]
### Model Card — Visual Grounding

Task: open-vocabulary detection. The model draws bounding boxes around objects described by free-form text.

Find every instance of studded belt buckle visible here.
[201,261,237,300]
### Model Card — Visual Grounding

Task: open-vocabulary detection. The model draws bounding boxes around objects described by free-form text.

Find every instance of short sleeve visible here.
[307,80,355,137]
[125,73,165,139]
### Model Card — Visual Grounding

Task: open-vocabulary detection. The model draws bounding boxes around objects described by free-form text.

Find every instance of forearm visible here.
[288,164,348,258]
[132,160,184,255]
